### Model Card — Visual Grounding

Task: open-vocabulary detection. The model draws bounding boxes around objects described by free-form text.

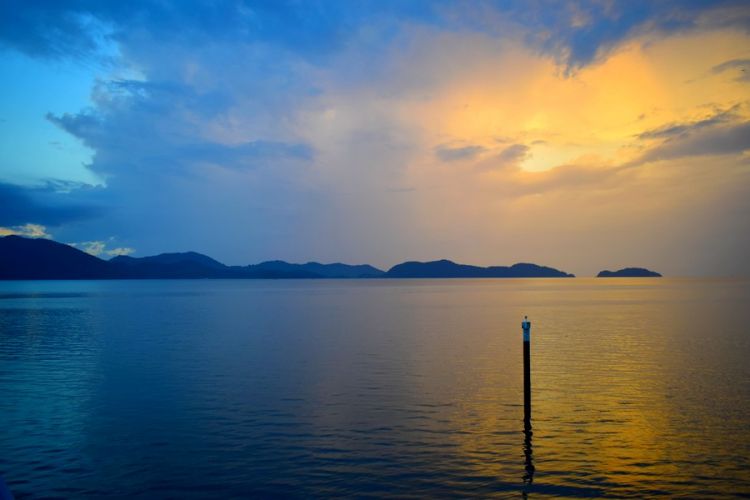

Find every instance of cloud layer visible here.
[0,181,100,227]
[2,1,749,275]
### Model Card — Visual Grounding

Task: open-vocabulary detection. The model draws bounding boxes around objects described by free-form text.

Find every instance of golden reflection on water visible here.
[1,278,749,497]
[348,278,750,496]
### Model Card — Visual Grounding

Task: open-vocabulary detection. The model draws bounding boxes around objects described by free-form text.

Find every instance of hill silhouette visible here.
[597,267,661,277]
[0,236,382,279]
[385,259,574,278]
[1,235,575,280]
[251,260,384,278]
[0,235,119,279]
[110,252,232,278]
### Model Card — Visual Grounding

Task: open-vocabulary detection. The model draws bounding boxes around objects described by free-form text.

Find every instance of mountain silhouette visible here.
[386,259,573,278]
[251,260,385,278]
[385,259,574,278]
[1,236,575,280]
[597,267,661,277]
[110,252,236,278]
[0,236,381,280]
[112,252,226,269]
[0,235,119,279]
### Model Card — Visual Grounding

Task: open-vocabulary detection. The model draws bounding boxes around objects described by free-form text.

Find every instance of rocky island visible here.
[597,267,662,277]
[386,259,574,278]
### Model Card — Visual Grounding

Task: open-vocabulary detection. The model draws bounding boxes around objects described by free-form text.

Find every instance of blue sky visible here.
[1,1,749,275]
[0,52,95,184]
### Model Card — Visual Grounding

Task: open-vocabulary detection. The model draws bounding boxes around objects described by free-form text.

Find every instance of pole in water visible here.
[522,315,531,427]
[521,315,534,486]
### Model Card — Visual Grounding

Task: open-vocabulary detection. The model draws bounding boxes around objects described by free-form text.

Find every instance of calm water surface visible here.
[1,278,749,498]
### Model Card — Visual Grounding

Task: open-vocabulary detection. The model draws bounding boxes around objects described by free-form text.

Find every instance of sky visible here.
[1,0,749,276]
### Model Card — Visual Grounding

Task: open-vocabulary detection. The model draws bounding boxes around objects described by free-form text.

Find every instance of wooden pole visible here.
[522,316,531,427]
[522,315,534,485]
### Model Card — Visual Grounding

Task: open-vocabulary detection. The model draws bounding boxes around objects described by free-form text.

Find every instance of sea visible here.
[1,278,749,498]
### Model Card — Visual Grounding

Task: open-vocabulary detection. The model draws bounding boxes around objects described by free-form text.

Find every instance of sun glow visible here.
[378,30,750,177]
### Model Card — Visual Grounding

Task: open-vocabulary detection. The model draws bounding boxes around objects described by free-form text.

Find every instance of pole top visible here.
[522,316,531,339]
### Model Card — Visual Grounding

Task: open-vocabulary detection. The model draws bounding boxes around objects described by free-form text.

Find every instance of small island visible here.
[597,267,662,277]
[386,259,574,278]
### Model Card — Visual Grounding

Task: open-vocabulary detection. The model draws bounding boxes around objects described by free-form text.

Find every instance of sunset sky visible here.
[1,1,749,275]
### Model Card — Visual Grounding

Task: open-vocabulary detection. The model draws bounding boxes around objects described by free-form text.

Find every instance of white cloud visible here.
[69,240,135,257]
[106,246,135,256]
[0,223,51,238]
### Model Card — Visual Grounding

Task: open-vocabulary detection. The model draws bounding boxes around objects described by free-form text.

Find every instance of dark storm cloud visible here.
[0,0,101,59]
[182,141,312,164]
[47,106,312,176]
[630,108,750,164]
[473,143,530,171]
[507,0,750,70]
[434,142,531,171]
[2,1,746,69]
[0,181,101,226]
[639,121,750,163]
[711,58,750,82]
[435,144,486,162]
[102,80,234,119]
[0,1,437,62]
[497,144,530,164]
[637,107,738,140]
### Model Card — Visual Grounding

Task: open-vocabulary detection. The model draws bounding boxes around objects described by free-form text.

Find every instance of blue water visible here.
[1,278,749,498]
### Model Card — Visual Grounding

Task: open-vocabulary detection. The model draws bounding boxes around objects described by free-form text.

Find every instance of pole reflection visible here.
[523,419,534,485]
[522,316,534,494]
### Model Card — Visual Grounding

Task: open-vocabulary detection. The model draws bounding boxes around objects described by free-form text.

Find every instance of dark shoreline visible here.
[1,235,575,280]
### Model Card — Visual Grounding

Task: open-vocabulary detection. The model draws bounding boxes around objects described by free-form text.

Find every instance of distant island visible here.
[0,235,575,280]
[597,267,662,277]
[386,259,573,278]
